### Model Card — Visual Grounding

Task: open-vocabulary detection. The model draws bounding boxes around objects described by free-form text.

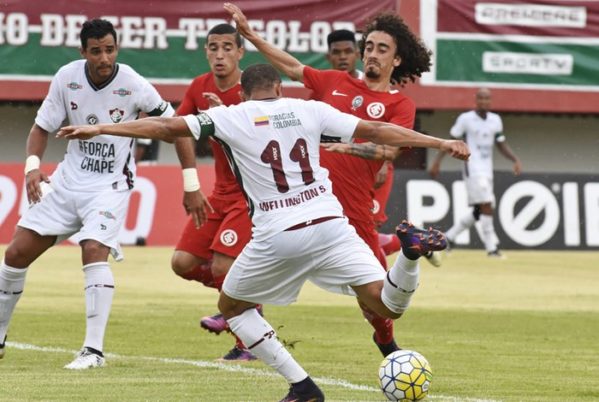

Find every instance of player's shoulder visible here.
[115,63,147,82]
[487,111,502,122]
[459,110,477,120]
[189,72,215,87]
[54,59,85,78]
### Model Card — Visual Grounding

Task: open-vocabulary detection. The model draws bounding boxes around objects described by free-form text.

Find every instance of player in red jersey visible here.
[172,23,258,361]
[225,3,433,357]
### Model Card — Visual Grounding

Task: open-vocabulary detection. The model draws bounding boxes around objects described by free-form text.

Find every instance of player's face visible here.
[80,34,118,85]
[205,34,244,78]
[476,89,492,112]
[327,41,359,73]
[362,31,401,81]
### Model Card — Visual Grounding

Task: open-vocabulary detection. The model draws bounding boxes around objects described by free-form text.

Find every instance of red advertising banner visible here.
[0,163,217,246]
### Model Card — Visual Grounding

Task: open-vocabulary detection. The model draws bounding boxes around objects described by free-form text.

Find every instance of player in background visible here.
[57,63,469,402]
[325,29,363,79]
[0,19,174,369]
[429,88,522,257]
[170,23,259,361]
[226,3,433,357]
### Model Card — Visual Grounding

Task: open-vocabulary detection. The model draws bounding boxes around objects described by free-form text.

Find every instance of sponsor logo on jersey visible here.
[254,116,270,126]
[100,224,107,230]
[70,101,78,110]
[220,229,238,246]
[366,102,385,119]
[99,210,116,220]
[67,82,82,91]
[109,108,124,123]
[86,114,99,125]
[332,89,348,97]
[112,88,132,97]
[351,95,363,110]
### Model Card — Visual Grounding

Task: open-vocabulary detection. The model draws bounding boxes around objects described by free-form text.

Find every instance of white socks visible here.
[446,211,476,242]
[480,214,498,252]
[381,252,420,314]
[227,308,308,384]
[0,260,28,341]
[82,262,114,352]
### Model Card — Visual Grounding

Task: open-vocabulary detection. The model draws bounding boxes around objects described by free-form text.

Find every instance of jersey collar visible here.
[85,63,120,91]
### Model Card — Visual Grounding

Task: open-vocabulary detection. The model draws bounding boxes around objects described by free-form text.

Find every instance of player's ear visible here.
[79,47,85,58]
[275,82,283,98]
[393,55,402,67]
[239,90,248,101]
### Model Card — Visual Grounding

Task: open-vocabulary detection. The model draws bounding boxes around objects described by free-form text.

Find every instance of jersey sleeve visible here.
[495,115,506,143]
[388,97,416,129]
[314,101,360,143]
[449,114,466,139]
[303,67,342,100]
[34,72,67,133]
[137,79,175,117]
[182,112,216,141]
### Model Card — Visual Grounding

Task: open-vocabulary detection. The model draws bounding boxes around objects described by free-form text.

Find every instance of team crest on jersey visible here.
[366,102,385,119]
[86,114,99,125]
[351,95,363,111]
[109,108,124,123]
[371,199,380,214]
[220,229,238,246]
[67,82,82,91]
[113,88,131,97]
[99,210,116,220]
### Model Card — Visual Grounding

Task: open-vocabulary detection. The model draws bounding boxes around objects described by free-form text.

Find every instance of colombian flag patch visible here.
[254,116,269,126]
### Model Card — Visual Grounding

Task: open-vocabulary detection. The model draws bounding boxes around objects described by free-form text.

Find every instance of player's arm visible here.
[320,142,399,160]
[496,141,522,175]
[354,120,470,161]
[224,3,305,82]
[24,123,51,204]
[428,148,447,179]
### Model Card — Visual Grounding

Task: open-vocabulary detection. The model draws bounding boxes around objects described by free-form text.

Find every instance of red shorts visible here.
[372,163,394,226]
[349,217,387,269]
[175,195,252,260]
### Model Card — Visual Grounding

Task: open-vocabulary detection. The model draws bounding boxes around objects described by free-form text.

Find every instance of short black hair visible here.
[327,29,356,48]
[80,19,117,49]
[207,23,242,48]
[241,64,281,95]
[359,13,431,86]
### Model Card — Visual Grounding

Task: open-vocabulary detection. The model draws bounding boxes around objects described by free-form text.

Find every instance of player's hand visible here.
[513,159,522,176]
[224,3,252,37]
[374,162,388,189]
[440,140,469,161]
[183,190,213,228]
[203,92,224,108]
[25,169,50,204]
[56,125,100,140]
[320,143,351,154]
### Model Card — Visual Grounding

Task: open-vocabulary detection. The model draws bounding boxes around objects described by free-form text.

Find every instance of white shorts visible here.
[222,217,385,305]
[465,176,495,206]
[18,181,130,261]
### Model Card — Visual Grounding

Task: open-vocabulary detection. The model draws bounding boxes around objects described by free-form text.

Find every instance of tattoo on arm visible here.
[349,143,381,160]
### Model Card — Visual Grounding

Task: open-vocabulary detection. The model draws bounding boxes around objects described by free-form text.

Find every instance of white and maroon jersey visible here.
[183,98,360,240]
[450,110,505,178]
[35,59,174,192]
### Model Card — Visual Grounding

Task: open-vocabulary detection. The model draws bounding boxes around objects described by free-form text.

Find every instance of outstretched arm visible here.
[496,141,522,175]
[57,116,192,142]
[224,3,305,82]
[429,149,447,179]
[320,142,400,161]
[354,120,470,161]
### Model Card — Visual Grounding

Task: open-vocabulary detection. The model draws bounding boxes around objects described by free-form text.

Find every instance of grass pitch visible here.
[0,246,598,401]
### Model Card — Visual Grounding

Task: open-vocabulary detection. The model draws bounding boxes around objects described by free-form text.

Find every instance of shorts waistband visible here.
[284,216,341,231]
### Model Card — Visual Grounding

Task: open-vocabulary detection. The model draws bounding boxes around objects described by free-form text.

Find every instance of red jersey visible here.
[177,72,242,199]
[304,66,415,222]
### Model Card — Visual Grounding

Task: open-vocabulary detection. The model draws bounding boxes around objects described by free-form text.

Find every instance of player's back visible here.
[198,98,358,240]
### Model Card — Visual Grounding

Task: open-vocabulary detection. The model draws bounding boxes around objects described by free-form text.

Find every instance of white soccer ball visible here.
[378,350,432,401]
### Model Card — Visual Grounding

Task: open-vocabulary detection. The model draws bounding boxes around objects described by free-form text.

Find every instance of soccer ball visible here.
[379,350,432,401]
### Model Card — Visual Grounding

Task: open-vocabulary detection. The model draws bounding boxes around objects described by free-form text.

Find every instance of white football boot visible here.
[64,347,105,370]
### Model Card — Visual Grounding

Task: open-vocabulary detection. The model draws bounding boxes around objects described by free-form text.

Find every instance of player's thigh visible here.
[466,176,495,206]
[17,183,80,237]
[210,198,252,258]
[309,218,385,295]
[174,196,227,260]
[4,226,57,268]
[76,190,130,261]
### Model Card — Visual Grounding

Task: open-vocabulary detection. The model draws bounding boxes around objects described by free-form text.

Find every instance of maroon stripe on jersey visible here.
[437,0,599,37]
[122,139,134,190]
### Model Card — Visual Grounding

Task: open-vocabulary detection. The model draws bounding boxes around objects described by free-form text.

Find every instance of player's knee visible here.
[80,240,110,261]
[4,244,30,268]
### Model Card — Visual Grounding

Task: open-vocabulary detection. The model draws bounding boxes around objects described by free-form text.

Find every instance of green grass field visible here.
[1,246,598,401]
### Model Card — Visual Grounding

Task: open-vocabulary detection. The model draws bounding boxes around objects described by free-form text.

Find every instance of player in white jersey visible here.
[58,64,469,400]
[0,19,174,369]
[430,88,521,257]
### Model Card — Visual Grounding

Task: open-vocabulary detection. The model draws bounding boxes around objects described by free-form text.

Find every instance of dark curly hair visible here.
[359,13,432,86]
